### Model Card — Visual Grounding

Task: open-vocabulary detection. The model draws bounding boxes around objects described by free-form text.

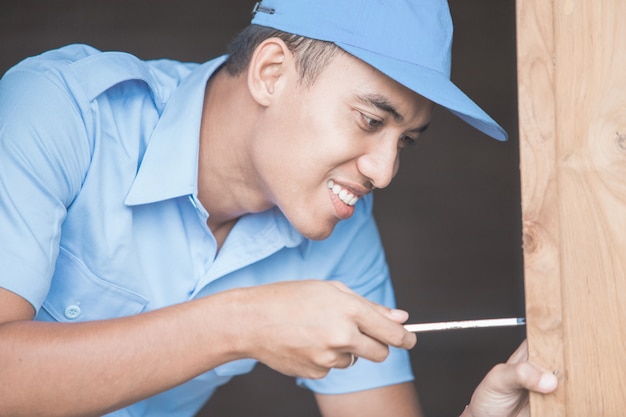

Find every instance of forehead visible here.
[311,51,433,114]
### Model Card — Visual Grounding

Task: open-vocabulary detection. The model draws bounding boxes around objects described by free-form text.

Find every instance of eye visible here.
[358,112,383,132]
[398,135,417,149]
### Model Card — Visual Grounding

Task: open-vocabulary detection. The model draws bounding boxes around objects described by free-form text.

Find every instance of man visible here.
[0,1,556,416]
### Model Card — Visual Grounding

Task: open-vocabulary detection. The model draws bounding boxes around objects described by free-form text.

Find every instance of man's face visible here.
[250,51,434,240]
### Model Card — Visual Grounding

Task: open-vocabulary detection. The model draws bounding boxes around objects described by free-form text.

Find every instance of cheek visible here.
[295,112,346,158]
[274,93,360,170]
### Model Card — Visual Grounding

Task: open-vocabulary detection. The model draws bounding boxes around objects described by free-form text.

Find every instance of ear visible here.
[247,38,293,107]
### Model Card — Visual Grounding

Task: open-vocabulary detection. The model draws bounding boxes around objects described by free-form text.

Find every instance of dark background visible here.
[0,1,524,416]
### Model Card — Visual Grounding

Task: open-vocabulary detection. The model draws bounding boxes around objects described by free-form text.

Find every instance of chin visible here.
[303,229,333,241]
[281,204,341,241]
[296,221,338,241]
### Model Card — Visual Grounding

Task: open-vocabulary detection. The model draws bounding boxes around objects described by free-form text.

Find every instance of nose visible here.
[356,140,400,189]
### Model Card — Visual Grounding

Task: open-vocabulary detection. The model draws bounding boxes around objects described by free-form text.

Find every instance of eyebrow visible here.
[355,93,430,133]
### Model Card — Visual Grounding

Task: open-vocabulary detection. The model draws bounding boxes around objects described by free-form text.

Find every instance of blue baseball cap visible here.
[250,0,507,141]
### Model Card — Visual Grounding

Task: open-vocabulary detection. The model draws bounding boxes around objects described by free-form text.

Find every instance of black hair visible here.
[224,24,342,86]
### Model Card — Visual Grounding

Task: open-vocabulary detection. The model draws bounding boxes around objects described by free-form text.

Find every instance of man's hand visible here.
[237,280,416,379]
[462,340,558,417]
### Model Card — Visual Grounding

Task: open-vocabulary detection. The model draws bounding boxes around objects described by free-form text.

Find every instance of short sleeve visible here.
[0,64,92,310]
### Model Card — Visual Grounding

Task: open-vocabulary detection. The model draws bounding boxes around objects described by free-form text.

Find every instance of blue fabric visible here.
[0,44,413,417]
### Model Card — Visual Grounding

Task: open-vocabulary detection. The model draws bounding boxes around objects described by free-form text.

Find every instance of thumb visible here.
[533,366,559,393]
[498,361,558,394]
[505,339,558,393]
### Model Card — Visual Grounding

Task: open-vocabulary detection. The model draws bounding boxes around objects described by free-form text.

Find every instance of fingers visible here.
[489,360,558,395]
[506,339,529,364]
[328,281,409,320]
[519,362,558,393]
[467,352,558,417]
[379,305,410,323]
[362,309,415,348]
[504,340,557,393]
[328,281,415,351]
[352,306,416,352]
[334,352,359,369]
[249,280,415,377]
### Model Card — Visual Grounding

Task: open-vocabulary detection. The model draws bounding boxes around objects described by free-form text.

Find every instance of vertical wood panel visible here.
[516,1,566,415]
[517,0,626,415]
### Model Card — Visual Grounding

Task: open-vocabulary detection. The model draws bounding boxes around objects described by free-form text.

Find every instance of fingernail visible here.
[538,373,558,391]
[389,308,408,320]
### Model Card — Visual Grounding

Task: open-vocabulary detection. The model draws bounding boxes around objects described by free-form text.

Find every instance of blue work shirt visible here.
[0,44,413,416]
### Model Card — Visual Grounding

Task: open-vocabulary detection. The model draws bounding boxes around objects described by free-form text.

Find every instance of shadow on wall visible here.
[0,1,524,416]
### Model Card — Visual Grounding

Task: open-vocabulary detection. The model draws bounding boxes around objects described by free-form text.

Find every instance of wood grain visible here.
[517,0,626,415]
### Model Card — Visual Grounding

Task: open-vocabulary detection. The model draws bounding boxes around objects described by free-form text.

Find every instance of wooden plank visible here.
[516,1,567,415]
[554,1,626,414]
[517,0,626,415]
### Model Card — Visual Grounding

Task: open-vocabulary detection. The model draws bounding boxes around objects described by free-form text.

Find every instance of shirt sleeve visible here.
[296,193,415,393]
[0,60,93,311]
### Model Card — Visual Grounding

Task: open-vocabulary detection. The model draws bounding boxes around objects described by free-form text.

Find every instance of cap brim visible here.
[337,43,508,141]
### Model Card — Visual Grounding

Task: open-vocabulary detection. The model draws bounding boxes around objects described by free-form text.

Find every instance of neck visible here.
[196,68,272,241]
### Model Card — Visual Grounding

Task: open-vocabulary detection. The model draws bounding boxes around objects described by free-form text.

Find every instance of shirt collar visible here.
[193,207,308,288]
[123,55,310,254]
[125,56,227,206]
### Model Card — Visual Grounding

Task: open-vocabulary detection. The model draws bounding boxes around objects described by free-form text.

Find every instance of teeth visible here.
[327,180,359,206]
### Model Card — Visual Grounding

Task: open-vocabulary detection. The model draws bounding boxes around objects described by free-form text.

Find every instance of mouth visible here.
[327,180,360,206]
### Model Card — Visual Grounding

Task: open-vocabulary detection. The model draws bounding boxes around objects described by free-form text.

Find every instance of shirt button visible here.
[64,305,82,319]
